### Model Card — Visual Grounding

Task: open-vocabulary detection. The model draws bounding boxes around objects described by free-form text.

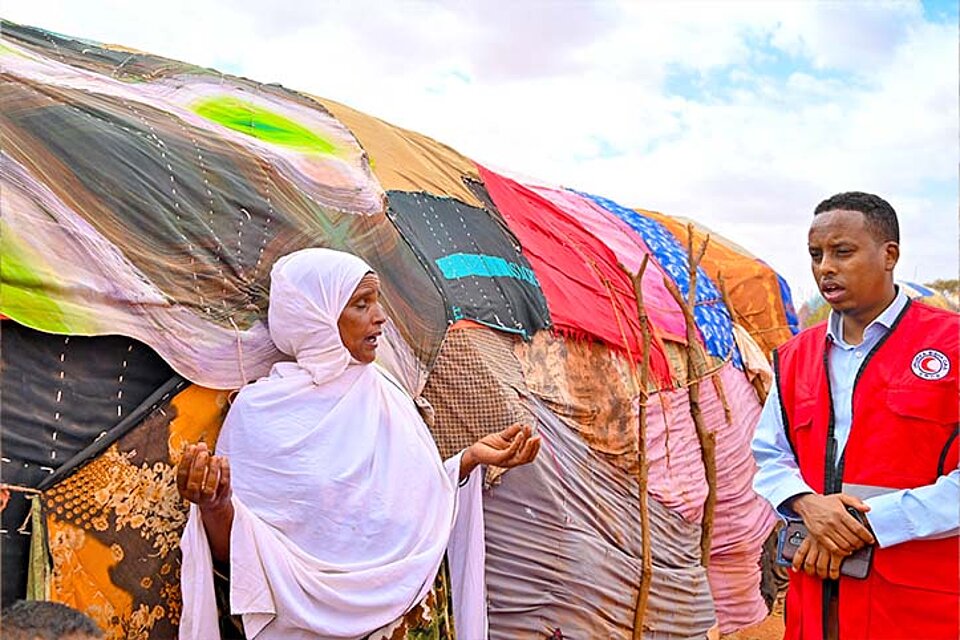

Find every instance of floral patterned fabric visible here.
[42,385,229,639]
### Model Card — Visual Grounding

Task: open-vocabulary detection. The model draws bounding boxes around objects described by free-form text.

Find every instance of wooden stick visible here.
[716,271,737,327]
[711,372,732,426]
[0,483,42,495]
[627,255,654,639]
[718,271,769,405]
[664,227,717,569]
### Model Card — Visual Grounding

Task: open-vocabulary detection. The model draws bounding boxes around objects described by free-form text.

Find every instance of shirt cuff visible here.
[767,479,816,520]
[864,491,912,548]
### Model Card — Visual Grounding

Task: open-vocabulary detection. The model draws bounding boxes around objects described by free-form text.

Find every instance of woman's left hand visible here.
[460,423,541,480]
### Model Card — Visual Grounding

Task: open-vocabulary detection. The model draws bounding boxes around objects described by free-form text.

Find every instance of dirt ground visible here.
[721,594,786,640]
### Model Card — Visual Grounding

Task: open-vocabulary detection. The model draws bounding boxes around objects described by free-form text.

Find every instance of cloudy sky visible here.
[4,0,957,300]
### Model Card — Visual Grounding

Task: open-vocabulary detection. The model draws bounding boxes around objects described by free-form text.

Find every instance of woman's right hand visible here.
[177,442,232,513]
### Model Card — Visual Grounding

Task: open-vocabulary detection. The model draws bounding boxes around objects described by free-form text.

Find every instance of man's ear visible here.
[884,241,900,272]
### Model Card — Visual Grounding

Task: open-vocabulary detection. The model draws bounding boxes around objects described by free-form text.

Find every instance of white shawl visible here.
[180,248,486,639]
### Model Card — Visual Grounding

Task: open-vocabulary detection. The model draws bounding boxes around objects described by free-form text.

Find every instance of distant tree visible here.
[925,279,959,296]
[802,300,831,328]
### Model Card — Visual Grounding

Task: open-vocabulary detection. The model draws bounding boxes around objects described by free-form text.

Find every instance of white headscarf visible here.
[267,248,370,385]
[180,248,479,640]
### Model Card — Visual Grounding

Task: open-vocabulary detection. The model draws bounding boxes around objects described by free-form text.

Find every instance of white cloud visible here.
[2,0,956,297]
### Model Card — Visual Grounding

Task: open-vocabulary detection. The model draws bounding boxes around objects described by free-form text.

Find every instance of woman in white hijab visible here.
[177,248,539,640]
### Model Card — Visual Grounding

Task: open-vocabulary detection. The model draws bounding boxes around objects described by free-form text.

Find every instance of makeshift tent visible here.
[0,20,799,638]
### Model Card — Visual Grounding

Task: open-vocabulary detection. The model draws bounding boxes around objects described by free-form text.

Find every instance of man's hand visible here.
[177,442,232,514]
[791,492,874,554]
[792,533,848,580]
[460,424,541,480]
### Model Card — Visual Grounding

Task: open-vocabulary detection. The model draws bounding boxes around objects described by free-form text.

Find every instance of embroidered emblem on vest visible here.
[911,349,950,380]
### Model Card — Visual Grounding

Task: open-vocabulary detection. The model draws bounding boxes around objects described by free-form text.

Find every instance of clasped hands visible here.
[789,492,875,580]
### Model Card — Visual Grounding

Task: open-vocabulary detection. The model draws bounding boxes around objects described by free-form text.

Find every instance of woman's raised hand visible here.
[176,442,232,513]
[460,424,541,480]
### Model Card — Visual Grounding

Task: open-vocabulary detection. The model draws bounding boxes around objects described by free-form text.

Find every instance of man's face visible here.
[337,273,387,363]
[808,209,898,316]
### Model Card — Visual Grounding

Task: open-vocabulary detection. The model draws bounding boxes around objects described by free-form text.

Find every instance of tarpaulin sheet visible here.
[516,330,642,473]
[515,330,771,632]
[0,322,173,605]
[483,396,715,639]
[644,385,709,524]
[477,165,672,385]
[642,209,796,356]
[527,185,687,344]
[386,190,550,338]
[0,21,445,389]
[581,192,740,367]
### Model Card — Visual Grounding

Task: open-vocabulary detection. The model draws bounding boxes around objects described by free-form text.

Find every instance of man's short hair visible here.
[1,600,103,640]
[813,191,900,244]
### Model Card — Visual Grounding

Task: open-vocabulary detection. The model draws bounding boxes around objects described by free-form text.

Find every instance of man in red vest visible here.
[752,192,959,640]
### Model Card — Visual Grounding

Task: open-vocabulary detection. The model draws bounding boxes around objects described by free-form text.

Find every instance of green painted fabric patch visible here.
[193,96,338,155]
[0,229,72,333]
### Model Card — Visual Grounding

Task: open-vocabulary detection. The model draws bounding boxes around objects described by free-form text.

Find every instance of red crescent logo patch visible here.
[911,349,950,380]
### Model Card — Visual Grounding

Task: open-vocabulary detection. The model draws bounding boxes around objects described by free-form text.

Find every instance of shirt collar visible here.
[826,286,908,346]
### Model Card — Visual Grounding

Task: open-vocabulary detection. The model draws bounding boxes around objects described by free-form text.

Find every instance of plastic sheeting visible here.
[516,330,642,473]
[484,396,716,639]
[645,363,774,631]
[704,364,776,633]
[516,330,774,632]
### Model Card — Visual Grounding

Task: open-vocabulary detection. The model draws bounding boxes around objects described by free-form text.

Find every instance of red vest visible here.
[775,300,959,640]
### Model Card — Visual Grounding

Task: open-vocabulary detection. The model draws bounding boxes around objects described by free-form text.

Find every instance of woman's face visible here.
[338,272,387,363]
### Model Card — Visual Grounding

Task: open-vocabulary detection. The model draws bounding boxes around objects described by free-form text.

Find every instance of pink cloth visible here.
[645,363,774,633]
[527,185,687,344]
[704,364,776,633]
[645,387,709,523]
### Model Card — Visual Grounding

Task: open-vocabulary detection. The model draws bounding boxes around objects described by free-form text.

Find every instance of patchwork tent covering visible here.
[0,20,800,638]
[641,211,798,356]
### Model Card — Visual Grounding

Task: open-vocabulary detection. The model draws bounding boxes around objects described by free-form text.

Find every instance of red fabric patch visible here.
[478,165,672,385]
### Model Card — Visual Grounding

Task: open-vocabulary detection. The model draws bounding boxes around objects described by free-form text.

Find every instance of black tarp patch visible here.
[386,191,550,338]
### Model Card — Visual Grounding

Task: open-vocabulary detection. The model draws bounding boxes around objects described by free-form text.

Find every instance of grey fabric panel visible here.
[484,396,715,639]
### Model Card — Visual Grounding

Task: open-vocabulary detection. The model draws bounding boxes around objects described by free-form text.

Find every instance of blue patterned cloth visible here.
[775,273,800,335]
[577,190,742,368]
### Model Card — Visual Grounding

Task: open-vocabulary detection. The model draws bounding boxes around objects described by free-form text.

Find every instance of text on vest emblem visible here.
[911,349,950,380]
